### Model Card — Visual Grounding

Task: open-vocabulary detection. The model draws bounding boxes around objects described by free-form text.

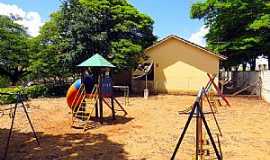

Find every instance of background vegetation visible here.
[1,0,270,103]
[191,0,270,71]
[0,0,156,103]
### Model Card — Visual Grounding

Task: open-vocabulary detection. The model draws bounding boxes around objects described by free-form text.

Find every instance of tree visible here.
[191,0,270,71]
[28,12,71,83]
[0,15,30,85]
[249,2,270,68]
[57,0,156,70]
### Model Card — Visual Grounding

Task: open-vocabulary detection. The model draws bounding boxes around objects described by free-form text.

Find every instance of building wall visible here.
[261,71,270,102]
[146,38,220,93]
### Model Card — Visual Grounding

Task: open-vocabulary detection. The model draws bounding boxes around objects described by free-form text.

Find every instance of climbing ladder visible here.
[71,84,98,131]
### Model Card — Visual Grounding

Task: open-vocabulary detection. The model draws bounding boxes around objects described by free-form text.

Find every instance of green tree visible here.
[249,2,270,68]
[29,12,71,83]
[0,15,30,85]
[57,0,156,70]
[191,0,270,71]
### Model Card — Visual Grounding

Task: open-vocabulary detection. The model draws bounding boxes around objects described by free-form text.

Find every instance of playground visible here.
[0,95,270,159]
[1,0,270,159]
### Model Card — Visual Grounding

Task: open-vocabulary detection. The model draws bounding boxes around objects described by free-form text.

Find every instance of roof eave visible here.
[144,35,227,60]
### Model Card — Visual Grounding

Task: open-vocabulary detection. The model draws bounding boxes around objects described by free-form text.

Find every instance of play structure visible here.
[172,88,223,160]
[0,92,39,160]
[66,54,128,130]
[66,79,84,108]
[179,74,230,115]
[172,74,230,160]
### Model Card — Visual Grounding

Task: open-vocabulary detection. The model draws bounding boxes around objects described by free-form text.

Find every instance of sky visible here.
[0,0,207,46]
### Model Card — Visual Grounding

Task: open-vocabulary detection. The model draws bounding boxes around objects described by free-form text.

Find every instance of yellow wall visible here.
[146,37,220,93]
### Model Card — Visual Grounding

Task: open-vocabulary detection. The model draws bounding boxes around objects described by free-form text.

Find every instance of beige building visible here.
[140,35,226,94]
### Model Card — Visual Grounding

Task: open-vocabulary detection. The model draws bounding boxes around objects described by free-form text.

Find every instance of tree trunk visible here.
[10,76,18,86]
[250,58,256,71]
[10,70,21,86]
[235,65,239,71]
[242,63,247,71]
[224,65,231,71]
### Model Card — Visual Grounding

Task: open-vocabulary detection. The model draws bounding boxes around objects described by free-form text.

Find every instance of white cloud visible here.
[0,2,43,37]
[188,26,209,47]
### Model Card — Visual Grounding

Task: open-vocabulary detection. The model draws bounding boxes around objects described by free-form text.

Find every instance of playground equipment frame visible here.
[0,92,39,160]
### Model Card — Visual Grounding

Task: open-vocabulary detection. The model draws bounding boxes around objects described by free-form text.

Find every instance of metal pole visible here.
[111,87,116,120]
[146,74,148,89]
[98,74,103,124]
[195,105,199,160]
[197,103,222,160]
[171,102,197,160]
[19,94,40,145]
[3,95,18,160]
[203,90,223,136]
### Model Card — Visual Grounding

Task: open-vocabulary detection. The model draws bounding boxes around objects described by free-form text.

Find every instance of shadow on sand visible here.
[72,115,134,131]
[0,128,129,160]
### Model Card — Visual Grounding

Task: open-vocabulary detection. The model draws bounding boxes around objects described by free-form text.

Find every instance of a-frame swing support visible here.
[207,73,230,107]
[171,88,223,160]
[0,92,39,160]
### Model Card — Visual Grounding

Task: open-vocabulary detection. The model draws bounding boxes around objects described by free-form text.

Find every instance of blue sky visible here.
[0,0,207,45]
[129,0,204,39]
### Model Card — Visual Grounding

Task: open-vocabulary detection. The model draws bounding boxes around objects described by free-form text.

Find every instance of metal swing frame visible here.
[0,92,39,160]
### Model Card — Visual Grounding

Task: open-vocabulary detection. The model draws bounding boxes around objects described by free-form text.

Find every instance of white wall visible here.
[261,70,270,103]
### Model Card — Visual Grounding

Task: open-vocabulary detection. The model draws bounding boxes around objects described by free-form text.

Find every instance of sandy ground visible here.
[0,95,270,160]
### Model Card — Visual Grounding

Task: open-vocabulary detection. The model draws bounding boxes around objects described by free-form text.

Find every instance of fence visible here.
[221,71,261,96]
[220,70,270,103]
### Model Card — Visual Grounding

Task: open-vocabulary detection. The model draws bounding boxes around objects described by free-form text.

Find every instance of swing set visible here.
[172,73,231,160]
[0,92,39,160]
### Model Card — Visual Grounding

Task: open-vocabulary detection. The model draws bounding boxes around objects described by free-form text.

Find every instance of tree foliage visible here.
[0,0,156,86]
[0,15,30,85]
[191,0,270,70]
[29,12,71,82]
[57,0,156,70]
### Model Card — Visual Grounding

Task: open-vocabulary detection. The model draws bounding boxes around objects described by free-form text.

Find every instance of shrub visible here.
[25,85,48,98]
[0,76,9,87]
[46,84,69,97]
[0,85,48,104]
[0,87,21,104]
[0,83,71,104]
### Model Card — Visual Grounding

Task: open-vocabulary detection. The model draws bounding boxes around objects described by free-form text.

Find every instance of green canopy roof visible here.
[77,53,115,68]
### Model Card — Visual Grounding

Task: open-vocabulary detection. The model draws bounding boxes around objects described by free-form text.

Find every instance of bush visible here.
[0,83,71,104]
[0,87,21,104]
[46,84,69,97]
[0,76,9,87]
[25,85,48,98]
[0,85,48,104]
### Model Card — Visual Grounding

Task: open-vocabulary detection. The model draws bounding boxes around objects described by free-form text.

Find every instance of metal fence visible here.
[220,71,261,96]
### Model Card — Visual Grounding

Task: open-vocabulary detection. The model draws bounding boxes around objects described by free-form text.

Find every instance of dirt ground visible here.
[1,95,270,160]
